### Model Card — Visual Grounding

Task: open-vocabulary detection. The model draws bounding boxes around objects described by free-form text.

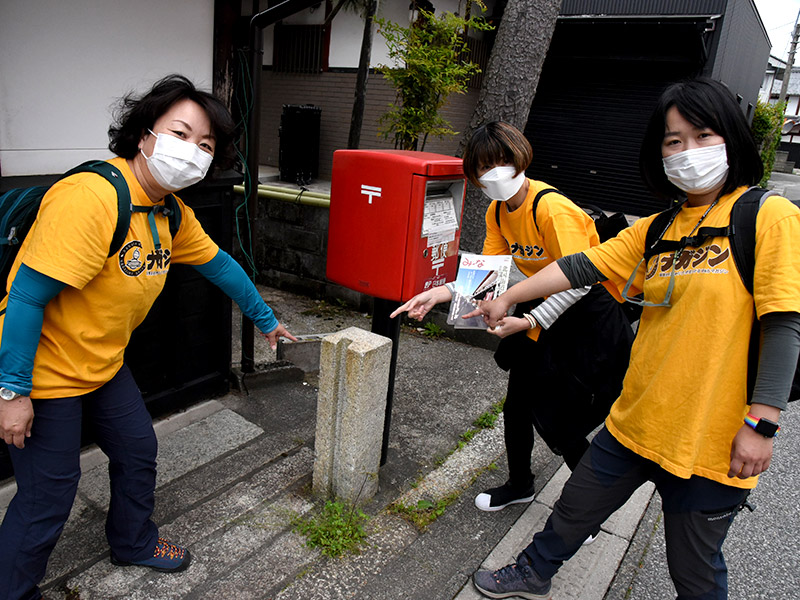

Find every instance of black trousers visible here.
[524,427,750,599]
[504,365,591,487]
[496,285,634,487]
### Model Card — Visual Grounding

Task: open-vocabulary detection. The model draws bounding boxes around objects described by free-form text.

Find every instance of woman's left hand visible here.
[263,323,298,351]
[487,316,532,339]
[728,425,774,479]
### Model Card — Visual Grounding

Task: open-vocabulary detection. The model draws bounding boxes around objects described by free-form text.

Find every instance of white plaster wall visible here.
[261,0,493,69]
[0,0,214,176]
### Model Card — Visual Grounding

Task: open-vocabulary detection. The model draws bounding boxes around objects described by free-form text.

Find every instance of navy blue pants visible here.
[523,427,750,600]
[0,365,159,600]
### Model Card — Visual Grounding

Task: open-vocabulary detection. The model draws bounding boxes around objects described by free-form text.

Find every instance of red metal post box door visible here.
[401,175,465,301]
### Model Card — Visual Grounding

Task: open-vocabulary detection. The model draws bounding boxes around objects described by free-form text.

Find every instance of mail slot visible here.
[326,149,466,302]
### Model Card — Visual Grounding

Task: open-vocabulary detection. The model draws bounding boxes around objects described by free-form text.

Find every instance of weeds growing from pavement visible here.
[390,491,461,530]
[292,500,369,558]
[420,321,447,339]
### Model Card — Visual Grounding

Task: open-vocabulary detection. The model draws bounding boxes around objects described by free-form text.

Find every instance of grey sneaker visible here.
[472,552,552,599]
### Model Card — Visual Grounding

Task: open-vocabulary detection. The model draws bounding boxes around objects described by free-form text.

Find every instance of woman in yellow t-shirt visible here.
[470,79,800,600]
[392,122,633,516]
[0,75,296,600]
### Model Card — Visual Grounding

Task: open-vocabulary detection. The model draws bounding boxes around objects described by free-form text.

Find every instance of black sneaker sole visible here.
[473,577,552,599]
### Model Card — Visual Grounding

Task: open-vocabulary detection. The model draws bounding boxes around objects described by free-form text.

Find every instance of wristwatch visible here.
[0,387,21,402]
[743,413,780,438]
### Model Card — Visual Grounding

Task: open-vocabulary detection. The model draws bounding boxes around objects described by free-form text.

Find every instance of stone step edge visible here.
[0,398,228,509]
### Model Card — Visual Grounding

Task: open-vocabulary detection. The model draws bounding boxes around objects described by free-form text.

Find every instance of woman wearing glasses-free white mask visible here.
[468,78,800,600]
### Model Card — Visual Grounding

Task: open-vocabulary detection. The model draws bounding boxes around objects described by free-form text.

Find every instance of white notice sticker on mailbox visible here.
[422,193,459,237]
[427,229,455,247]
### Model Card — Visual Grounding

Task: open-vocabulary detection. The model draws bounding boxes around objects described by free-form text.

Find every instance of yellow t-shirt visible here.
[584,186,800,489]
[483,180,600,340]
[0,157,219,398]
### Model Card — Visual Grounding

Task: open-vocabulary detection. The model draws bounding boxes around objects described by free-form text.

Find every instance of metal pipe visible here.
[242,0,321,373]
[233,184,330,207]
[256,183,330,200]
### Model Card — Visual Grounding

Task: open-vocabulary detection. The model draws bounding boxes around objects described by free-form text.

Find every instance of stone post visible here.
[312,327,391,504]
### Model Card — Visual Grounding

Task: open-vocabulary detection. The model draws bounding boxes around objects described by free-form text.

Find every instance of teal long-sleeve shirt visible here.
[0,250,278,396]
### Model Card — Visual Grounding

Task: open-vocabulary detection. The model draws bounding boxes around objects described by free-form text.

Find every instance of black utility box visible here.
[279,104,321,185]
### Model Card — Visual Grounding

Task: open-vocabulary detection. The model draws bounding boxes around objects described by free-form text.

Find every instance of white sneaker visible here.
[474,481,535,512]
[583,533,598,545]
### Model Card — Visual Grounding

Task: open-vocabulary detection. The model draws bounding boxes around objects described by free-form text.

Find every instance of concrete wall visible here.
[0,0,214,176]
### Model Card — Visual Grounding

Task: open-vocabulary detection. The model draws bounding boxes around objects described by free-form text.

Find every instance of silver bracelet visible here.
[523,313,537,329]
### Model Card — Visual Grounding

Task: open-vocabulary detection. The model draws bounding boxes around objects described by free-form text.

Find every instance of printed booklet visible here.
[446,253,512,329]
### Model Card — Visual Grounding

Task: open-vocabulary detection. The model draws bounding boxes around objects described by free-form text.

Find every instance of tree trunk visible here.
[457,0,563,252]
[348,0,379,149]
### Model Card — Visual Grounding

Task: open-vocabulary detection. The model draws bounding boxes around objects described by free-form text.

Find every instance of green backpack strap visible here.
[61,161,182,254]
[164,193,182,235]
[60,160,132,257]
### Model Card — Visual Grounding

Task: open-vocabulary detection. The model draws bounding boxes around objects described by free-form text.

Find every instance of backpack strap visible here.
[643,203,683,262]
[729,187,776,295]
[493,188,559,233]
[164,193,182,235]
[61,161,182,254]
[130,196,182,250]
[60,160,132,257]
[530,188,560,233]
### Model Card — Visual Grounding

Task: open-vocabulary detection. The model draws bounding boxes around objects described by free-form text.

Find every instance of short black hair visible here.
[108,74,237,173]
[639,77,763,201]
[462,121,533,187]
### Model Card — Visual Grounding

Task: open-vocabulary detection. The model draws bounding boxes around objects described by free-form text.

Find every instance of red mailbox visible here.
[326,149,466,302]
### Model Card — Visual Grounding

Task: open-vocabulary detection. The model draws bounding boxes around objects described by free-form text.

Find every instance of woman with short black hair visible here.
[470,77,800,600]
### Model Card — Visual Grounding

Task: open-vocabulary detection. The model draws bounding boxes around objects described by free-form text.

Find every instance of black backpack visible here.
[0,160,181,301]
[643,187,800,402]
[494,188,642,323]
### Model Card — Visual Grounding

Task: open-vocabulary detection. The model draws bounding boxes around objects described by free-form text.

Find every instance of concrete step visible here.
[0,399,318,599]
[66,455,316,599]
[453,465,655,600]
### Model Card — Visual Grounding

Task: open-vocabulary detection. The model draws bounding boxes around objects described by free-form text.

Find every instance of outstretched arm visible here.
[192,250,297,350]
[389,284,453,321]
[471,261,574,327]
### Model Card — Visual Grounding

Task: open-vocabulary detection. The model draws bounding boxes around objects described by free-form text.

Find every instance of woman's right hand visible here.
[487,316,531,338]
[0,396,34,449]
[390,285,453,321]
[463,295,511,328]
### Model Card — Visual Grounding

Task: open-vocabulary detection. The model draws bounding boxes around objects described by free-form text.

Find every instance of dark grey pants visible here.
[523,427,750,600]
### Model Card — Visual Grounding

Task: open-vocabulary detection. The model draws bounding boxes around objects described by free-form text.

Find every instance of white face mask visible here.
[662,143,729,194]
[141,129,213,192]
[478,165,526,201]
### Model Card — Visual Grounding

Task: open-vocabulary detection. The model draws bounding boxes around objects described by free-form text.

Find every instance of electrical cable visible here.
[233,47,258,280]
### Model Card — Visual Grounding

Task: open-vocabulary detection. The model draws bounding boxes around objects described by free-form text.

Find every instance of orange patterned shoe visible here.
[111,537,192,573]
